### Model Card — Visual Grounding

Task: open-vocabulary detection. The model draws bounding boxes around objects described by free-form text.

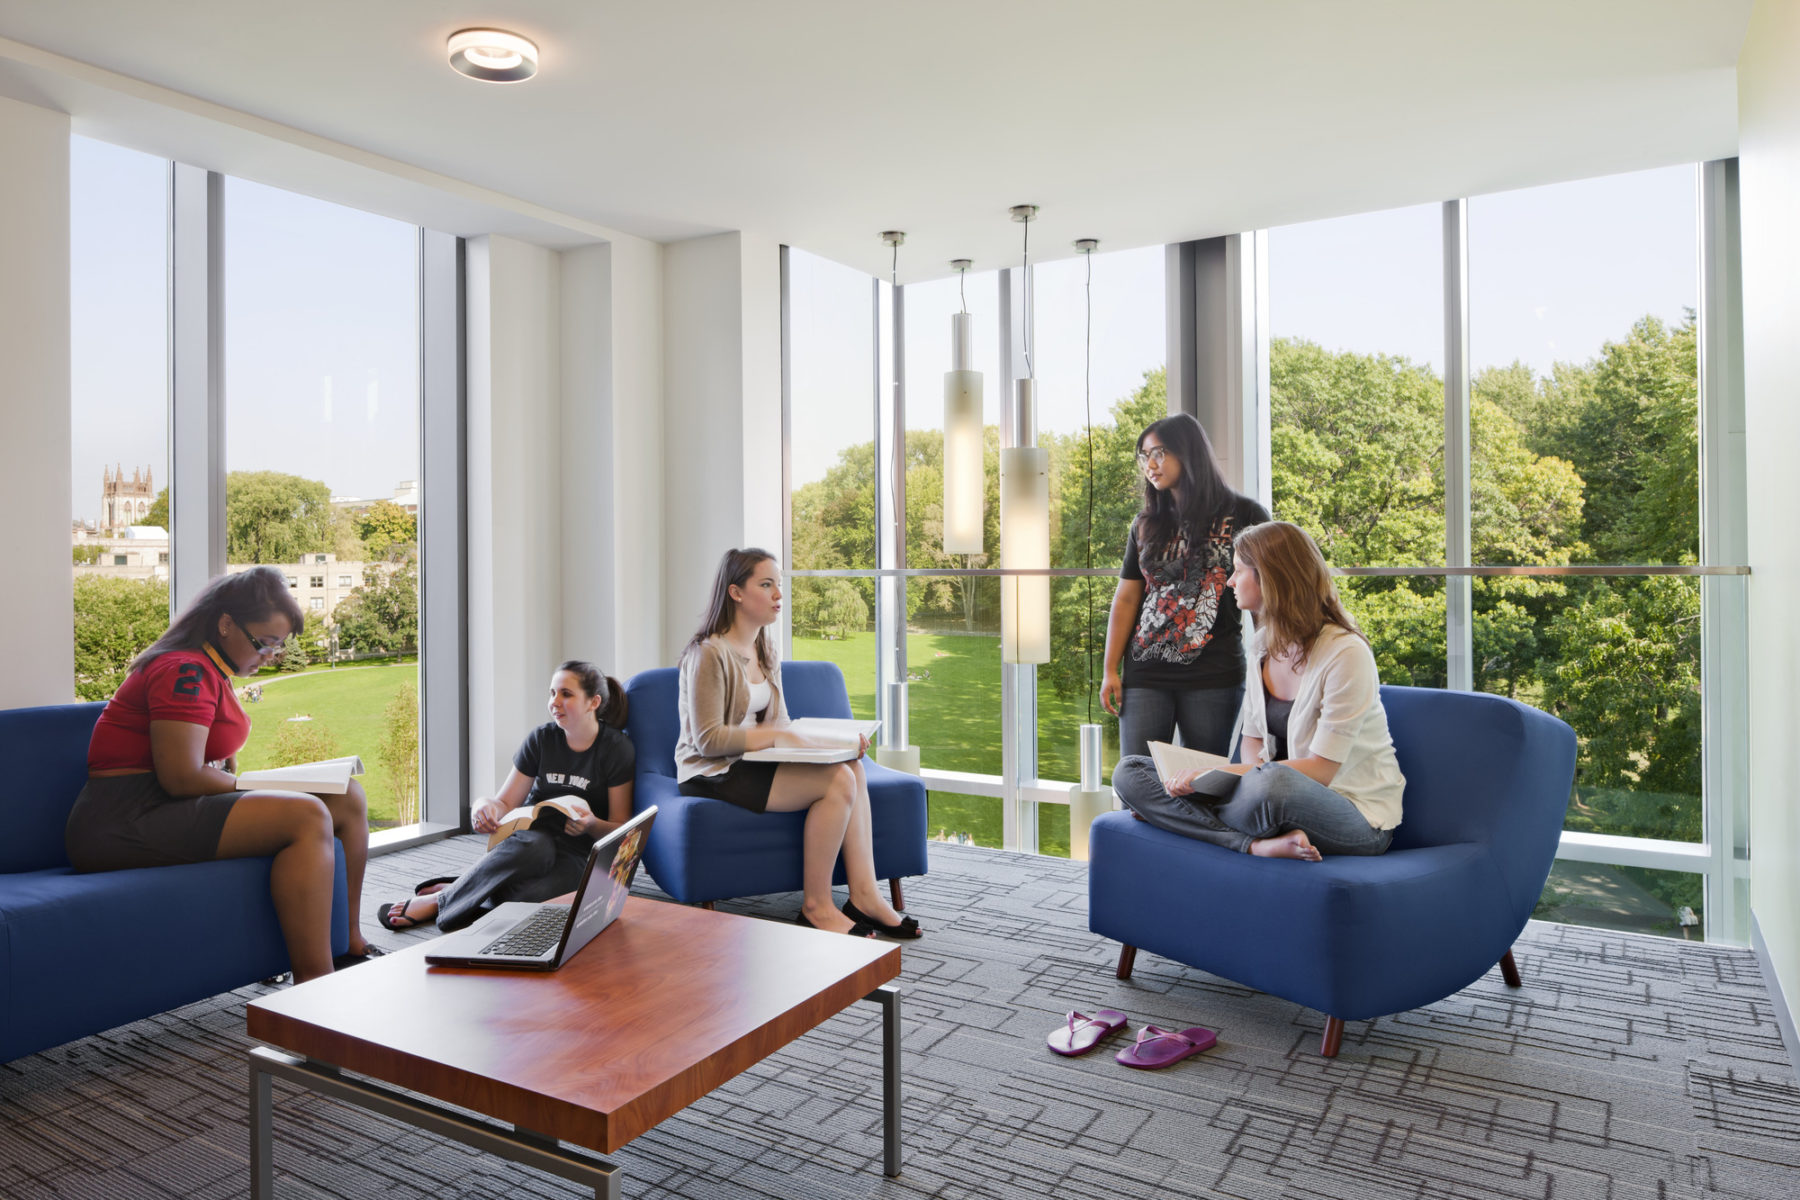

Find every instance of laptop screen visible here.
[555,806,656,964]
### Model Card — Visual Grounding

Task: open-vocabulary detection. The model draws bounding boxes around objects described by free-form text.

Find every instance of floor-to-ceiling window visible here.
[69,137,171,700]
[223,179,423,831]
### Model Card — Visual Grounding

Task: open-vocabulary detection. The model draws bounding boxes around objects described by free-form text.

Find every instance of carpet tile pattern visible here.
[1,837,1797,1199]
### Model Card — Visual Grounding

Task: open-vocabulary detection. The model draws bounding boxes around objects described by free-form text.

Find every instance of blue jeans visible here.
[1111,755,1393,856]
[1118,685,1243,760]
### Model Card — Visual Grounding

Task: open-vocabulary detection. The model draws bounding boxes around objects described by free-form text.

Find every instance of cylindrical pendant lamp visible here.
[943,296,985,554]
[1001,378,1050,663]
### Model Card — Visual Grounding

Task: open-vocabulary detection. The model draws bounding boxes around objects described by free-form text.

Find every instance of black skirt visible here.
[678,759,782,814]
[64,772,243,872]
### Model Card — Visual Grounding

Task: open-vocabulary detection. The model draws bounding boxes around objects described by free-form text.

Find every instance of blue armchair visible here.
[1088,685,1576,1056]
[622,662,929,908]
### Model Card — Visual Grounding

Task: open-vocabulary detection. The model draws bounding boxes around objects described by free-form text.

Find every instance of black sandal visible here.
[376,899,428,931]
[842,899,922,939]
[413,875,457,896]
[795,910,878,938]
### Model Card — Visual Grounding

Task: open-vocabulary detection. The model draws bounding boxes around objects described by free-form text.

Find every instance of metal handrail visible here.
[789,564,1749,578]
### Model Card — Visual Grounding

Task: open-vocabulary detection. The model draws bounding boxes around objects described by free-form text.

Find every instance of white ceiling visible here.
[0,1,1752,281]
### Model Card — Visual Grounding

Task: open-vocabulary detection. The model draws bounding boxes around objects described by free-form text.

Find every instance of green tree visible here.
[377,683,421,826]
[225,471,335,564]
[331,556,418,654]
[72,576,170,700]
[356,499,417,560]
[268,719,338,767]
[792,577,870,640]
[72,543,104,565]
[272,632,309,672]
[138,487,169,529]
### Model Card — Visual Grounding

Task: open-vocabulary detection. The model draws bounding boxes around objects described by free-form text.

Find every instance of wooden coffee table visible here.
[245,896,902,1198]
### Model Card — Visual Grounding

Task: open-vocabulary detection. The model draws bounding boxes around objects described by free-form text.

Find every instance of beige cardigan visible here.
[1238,623,1406,830]
[675,635,789,782]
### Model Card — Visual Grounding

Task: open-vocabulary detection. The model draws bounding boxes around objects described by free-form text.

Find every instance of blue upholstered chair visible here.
[623,662,929,908]
[1088,685,1576,1057]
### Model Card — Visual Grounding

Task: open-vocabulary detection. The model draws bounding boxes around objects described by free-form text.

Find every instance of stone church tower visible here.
[101,464,155,534]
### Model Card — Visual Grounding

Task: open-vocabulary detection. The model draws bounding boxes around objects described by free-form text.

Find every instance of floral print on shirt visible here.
[1131,522,1238,666]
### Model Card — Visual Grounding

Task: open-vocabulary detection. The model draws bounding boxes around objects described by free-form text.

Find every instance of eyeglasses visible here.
[1135,447,1169,470]
[232,616,287,653]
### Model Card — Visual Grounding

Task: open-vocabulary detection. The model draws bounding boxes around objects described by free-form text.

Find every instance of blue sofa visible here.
[0,703,348,1062]
[623,662,929,907]
[1089,685,1576,1056]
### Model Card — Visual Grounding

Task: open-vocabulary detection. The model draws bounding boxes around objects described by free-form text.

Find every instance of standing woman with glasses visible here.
[66,566,376,982]
[1101,413,1270,759]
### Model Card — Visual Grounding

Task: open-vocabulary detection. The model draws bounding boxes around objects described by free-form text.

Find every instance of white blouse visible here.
[740,677,773,729]
[1238,623,1407,830]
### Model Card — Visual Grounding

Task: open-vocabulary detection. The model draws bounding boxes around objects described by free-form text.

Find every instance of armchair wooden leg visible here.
[889,878,904,911]
[698,901,716,911]
[1116,944,1137,981]
[1499,948,1522,988]
[1320,1016,1344,1058]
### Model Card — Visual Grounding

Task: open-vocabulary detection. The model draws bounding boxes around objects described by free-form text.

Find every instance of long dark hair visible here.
[1133,413,1239,556]
[128,565,305,675]
[556,659,628,728]
[688,547,778,675]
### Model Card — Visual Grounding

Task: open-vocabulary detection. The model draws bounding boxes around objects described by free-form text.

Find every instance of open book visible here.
[741,717,882,764]
[1147,742,1241,800]
[486,798,591,850]
[236,755,365,795]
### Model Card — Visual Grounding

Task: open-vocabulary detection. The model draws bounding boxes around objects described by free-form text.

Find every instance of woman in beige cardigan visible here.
[676,548,920,939]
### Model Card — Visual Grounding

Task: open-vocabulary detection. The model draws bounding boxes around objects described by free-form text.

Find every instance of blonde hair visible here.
[1233,521,1364,666]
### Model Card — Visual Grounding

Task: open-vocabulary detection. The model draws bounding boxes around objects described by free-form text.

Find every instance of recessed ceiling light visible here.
[447,28,538,83]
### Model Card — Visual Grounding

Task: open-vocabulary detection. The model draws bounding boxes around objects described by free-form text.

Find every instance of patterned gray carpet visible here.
[3,837,1798,1199]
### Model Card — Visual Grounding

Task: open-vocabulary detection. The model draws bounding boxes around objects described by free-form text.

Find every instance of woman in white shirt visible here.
[1110,521,1404,860]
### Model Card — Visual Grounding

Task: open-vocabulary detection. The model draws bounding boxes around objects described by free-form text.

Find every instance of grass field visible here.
[793,631,1115,858]
[235,663,419,829]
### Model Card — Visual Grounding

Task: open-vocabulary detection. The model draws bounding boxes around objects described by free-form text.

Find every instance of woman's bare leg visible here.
[840,761,904,925]
[216,791,337,982]
[766,763,857,933]
[319,779,370,954]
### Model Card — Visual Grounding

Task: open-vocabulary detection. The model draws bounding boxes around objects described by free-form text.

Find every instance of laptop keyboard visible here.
[479,907,568,957]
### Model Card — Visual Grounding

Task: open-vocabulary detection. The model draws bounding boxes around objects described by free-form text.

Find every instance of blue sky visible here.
[70,136,419,525]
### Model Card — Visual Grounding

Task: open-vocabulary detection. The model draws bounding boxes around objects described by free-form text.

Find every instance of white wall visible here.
[0,95,72,709]
[560,236,666,681]
[466,235,563,794]
[1737,0,1800,1041]
[659,232,784,663]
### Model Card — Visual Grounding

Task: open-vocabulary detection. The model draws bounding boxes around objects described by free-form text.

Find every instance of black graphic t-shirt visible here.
[512,721,636,846]
[1120,494,1270,690]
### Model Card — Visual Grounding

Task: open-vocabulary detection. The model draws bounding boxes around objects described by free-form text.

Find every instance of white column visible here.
[660,231,784,665]
[466,235,564,794]
[0,97,72,707]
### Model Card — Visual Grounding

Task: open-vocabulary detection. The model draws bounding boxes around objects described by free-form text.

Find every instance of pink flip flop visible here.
[1047,1009,1129,1056]
[1115,1024,1217,1069]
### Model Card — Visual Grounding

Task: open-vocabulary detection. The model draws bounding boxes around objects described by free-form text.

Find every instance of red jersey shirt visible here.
[87,647,252,772]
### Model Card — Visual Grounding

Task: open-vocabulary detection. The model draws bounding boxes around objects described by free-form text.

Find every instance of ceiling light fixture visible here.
[943,258,985,555]
[447,29,539,83]
[1001,204,1050,665]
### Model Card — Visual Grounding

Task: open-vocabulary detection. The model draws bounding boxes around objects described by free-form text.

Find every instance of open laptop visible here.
[425,805,657,971]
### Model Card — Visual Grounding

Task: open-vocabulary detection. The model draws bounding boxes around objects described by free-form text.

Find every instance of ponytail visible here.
[557,659,630,728]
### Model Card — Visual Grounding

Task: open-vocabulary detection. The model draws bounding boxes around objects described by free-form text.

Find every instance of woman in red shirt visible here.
[67,566,374,981]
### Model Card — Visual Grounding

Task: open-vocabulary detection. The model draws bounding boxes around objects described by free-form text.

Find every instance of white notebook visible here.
[236,755,366,795]
[741,718,881,763]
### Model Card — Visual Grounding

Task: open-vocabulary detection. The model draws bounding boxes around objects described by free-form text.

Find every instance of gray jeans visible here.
[1111,755,1393,856]
[435,829,590,932]
[1117,684,1243,761]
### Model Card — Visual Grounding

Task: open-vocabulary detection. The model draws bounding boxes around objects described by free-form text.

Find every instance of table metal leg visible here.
[246,1046,621,1199]
[250,1054,273,1200]
[864,984,902,1177]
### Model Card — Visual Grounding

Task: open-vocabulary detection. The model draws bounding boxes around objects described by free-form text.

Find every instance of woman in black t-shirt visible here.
[375,660,635,933]
[1100,413,1270,760]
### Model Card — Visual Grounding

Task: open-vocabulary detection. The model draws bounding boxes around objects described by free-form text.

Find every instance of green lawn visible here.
[794,631,1108,858]
[235,663,419,829]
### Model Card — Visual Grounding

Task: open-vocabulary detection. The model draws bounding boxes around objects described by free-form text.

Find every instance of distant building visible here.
[100,464,156,534]
[331,479,419,517]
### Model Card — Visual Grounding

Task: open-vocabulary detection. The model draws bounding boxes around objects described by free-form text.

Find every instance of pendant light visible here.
[1070,237,1111,859]
[942,259,985,555]
[877,231,922,775]
[1001,205,1050,664]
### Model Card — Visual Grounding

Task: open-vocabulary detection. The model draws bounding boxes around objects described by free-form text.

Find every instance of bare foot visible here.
[417,881,451,897]
[378,895,438,930]
[1250,830,1322,861]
